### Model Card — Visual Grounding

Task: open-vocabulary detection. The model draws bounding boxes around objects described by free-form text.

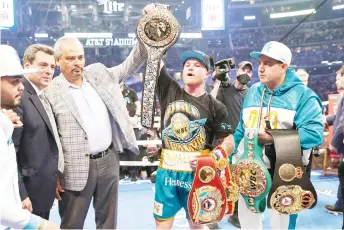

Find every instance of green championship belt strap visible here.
[232,128,272,213]
[266,129,317,214]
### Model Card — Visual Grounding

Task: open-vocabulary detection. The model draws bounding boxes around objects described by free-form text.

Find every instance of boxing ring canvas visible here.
[49,170,340,229]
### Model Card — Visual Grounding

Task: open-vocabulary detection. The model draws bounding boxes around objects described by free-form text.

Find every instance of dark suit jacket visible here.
[327,95,344,154]
[12,78,59,214]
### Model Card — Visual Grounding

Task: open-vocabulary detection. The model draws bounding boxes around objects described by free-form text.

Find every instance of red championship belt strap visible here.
[211,147,237,215]
[187,154,227,225]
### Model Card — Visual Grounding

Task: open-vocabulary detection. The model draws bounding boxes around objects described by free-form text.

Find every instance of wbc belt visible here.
[266,130,317,214]
[232,128,272,213]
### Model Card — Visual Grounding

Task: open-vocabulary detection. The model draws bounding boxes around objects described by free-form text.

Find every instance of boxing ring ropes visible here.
[119,116,334,176]
[120,139,161,167]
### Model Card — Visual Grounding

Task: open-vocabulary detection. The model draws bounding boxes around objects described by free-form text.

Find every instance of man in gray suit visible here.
[43,5,154,228]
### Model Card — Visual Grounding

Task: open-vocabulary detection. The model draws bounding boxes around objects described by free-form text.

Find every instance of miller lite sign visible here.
[97,0,125,14]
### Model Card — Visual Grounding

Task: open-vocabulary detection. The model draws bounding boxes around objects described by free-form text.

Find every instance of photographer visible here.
[211,61,253,130]
[209,61,253,229]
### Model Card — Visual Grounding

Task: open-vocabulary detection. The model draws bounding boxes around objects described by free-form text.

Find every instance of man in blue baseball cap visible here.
[151,50,235,229]
[233,41,323,229]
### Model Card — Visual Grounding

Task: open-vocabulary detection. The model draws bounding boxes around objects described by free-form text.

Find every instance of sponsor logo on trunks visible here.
[153,201,163,216]
[165,177,192,189]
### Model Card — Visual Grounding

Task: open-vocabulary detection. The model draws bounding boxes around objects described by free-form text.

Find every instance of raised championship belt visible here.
[232,128,272,213]
[188,155,227,225]
[136,4,181,128]
[266,130,316,214]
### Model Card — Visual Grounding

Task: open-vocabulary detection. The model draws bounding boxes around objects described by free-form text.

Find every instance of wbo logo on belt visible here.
[188,147,237,225]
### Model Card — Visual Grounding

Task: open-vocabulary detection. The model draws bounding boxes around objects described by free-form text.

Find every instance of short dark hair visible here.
[23,44,54,64]
[337,66,344,77]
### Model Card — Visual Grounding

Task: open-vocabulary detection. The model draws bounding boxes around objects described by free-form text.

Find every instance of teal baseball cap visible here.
[181,50,212,70]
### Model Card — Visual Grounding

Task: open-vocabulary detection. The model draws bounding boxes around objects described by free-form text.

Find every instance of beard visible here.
[1,95,21,109]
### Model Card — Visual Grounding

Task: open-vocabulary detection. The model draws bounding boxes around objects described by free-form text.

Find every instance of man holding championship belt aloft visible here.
[151,50,236,229]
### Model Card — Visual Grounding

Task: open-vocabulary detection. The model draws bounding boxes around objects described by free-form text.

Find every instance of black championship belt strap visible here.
[266,129,317,214]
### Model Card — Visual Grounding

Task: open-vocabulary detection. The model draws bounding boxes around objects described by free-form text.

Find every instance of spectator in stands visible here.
[295,69,309,86]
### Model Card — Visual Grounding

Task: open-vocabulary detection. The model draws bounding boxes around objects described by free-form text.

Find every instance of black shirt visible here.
[156,66,232,151]
[217,82,248,131]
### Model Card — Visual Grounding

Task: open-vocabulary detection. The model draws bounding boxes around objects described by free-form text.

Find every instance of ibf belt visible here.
[136,4,181,128]
[266,130,316,214]
[232,128,272,213]
[159,149,209,172]
[188,155,227,225]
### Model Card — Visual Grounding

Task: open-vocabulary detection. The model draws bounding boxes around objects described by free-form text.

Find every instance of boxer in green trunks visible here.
[152,50,235,229]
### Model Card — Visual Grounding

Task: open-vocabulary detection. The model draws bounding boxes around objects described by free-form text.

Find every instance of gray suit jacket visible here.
[43,42,147,191]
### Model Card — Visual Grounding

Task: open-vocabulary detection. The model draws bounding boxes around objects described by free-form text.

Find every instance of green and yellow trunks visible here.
[153,149,210,220]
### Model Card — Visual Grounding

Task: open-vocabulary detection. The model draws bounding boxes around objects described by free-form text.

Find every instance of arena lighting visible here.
[64,33,113,38]
[244,16,256,20]
[270,9,315,19]
[321,60,343,65]
[128,33,136,38]
[180,33,202,38]
[34,33,48,38]
[333,4,344,10]
[128,32,203,39]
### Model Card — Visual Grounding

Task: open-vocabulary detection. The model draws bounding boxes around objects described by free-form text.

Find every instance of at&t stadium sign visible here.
[85,37,137,47]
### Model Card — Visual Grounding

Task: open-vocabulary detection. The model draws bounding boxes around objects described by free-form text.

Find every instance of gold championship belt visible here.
[266,130,317,214]
[188,147,237,225]
[136,4,181,128]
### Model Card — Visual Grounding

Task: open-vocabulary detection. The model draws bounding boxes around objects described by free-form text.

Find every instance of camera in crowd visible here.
[213,58,236,86]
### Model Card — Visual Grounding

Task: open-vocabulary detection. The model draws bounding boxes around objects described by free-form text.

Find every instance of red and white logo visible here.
[0,11,8,22]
